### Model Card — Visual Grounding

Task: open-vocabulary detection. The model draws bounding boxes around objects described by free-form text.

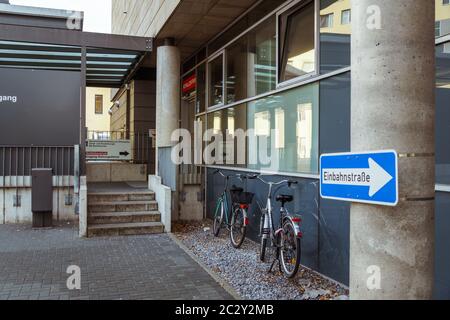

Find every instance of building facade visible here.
[112,0,450,299]
[86,87,112,139]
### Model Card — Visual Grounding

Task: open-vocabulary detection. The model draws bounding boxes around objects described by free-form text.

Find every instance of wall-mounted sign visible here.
[0,95,18,104]
[182,74,196,94]
[86,140,132,161]
[320,150,398,206]
[0,68,80,146]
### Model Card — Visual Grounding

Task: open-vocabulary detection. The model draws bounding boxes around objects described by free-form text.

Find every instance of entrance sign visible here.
[320,150,398,206]
[86,140,132,161]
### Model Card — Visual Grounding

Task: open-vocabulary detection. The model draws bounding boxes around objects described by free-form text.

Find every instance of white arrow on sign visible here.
[322,158,393,197]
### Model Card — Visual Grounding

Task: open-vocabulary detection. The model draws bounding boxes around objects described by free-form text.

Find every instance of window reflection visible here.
[197,63,206,114]
[248,84,319,174]
[320,0,351,73]
[436,0,450,37]
[279,1,316,82]
[226,16,276,104]
[206,105,247,166]
[208,55,224,107]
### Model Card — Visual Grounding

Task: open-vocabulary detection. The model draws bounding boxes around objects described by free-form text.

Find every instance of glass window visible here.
[320,13,334,28]
[208,54,224,107]
[182,71,196,102]
[250,16,277,96]
[226,35,249,104]
[226,16,277,104]
[247,83,319,174]
[182,56,196,75]
[196,63,206,114]
[95,95,103,114]
[279,0,316,83]
[436,2,450,37]
[206,104,247,166]
[320,0,351,74]
[341,9,351,25]
[208,0,282,54]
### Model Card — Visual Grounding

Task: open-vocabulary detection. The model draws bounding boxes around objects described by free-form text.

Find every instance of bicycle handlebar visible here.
[213,170,253,181]
[213,171,298,187]
[256,175,298,187]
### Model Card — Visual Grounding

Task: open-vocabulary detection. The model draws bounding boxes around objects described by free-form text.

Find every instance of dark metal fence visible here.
[0,145,76,187]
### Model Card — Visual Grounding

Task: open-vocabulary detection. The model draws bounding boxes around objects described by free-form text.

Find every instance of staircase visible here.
[87,190,165,237]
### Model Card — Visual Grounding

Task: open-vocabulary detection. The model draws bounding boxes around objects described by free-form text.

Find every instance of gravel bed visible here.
[173,221,349,300]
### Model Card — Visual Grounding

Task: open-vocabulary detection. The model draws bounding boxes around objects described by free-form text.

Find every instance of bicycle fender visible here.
[283,215,303,238]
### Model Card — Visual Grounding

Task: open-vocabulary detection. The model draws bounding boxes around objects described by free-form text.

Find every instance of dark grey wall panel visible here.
[320,34,350,74]
[319,72,351,154]
[318,72,351,285]
[434,192,450,300]
[436,87,450,184]
[318,199,350,285]
[0,68,80,146]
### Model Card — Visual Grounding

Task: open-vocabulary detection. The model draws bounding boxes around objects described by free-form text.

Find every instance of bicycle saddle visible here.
[230,185,244,193]
[276,194,294,203]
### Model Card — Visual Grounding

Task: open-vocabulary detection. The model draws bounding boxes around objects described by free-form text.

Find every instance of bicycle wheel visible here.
[230,206,247,249]
[280,220,301,278]
[213,200,224,237]
[259,214,268,262]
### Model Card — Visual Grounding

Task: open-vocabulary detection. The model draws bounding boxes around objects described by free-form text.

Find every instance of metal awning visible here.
[0,24,152,87]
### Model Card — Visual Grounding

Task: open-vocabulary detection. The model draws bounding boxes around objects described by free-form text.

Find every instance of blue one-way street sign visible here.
[320,150,398,206]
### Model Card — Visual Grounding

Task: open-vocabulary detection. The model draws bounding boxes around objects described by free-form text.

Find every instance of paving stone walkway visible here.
[0,223,233,300]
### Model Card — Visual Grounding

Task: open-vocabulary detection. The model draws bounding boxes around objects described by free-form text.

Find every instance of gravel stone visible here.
[173,221,349,300]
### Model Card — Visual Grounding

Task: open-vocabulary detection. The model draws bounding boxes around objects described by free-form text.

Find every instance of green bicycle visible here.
[212,170,254,249]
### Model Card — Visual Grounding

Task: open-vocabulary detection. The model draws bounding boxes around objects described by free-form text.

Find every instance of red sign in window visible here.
[182,74,196,94]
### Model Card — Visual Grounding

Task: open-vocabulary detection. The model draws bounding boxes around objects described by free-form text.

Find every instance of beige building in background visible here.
[320,0,351,35]
[436,0,450,36]
[86,87,111,139]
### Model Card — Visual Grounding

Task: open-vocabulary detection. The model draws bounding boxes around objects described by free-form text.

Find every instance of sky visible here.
[9,0,112,33]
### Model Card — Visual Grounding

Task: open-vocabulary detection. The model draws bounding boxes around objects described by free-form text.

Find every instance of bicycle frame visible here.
[260,181,282,244]
[257,177,301,245]
[214,175,231,225]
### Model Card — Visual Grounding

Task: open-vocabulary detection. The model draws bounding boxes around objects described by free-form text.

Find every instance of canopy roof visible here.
[0,23,152,87]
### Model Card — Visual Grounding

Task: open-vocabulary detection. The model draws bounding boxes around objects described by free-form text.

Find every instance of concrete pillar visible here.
[156,40,180,177]
[350,1,435,299]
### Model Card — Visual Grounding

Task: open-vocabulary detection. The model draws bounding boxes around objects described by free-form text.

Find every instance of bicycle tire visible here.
[230,207,247,249]
[213,200,224,237]
[280,220,301,278]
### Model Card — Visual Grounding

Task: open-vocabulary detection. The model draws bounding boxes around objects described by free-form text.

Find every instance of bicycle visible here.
[212,170,255,249]
[252,175,303,278]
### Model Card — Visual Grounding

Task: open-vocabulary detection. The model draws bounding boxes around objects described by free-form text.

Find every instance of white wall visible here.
[0,187,77,224]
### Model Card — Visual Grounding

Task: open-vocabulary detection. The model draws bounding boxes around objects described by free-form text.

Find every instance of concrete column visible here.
[156,39,180,176]
[351,1,435,299]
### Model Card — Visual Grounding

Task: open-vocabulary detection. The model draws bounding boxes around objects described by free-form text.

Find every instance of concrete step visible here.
[88,211,161,224]
[88,200,158,213]
[88,192,155,203]
[88,222,165,237]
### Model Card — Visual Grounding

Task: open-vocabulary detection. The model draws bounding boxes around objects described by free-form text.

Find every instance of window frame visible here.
[95,94,103,115]
[320,13,334,28]
[341,9,351,25]
[276,0,320,89]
